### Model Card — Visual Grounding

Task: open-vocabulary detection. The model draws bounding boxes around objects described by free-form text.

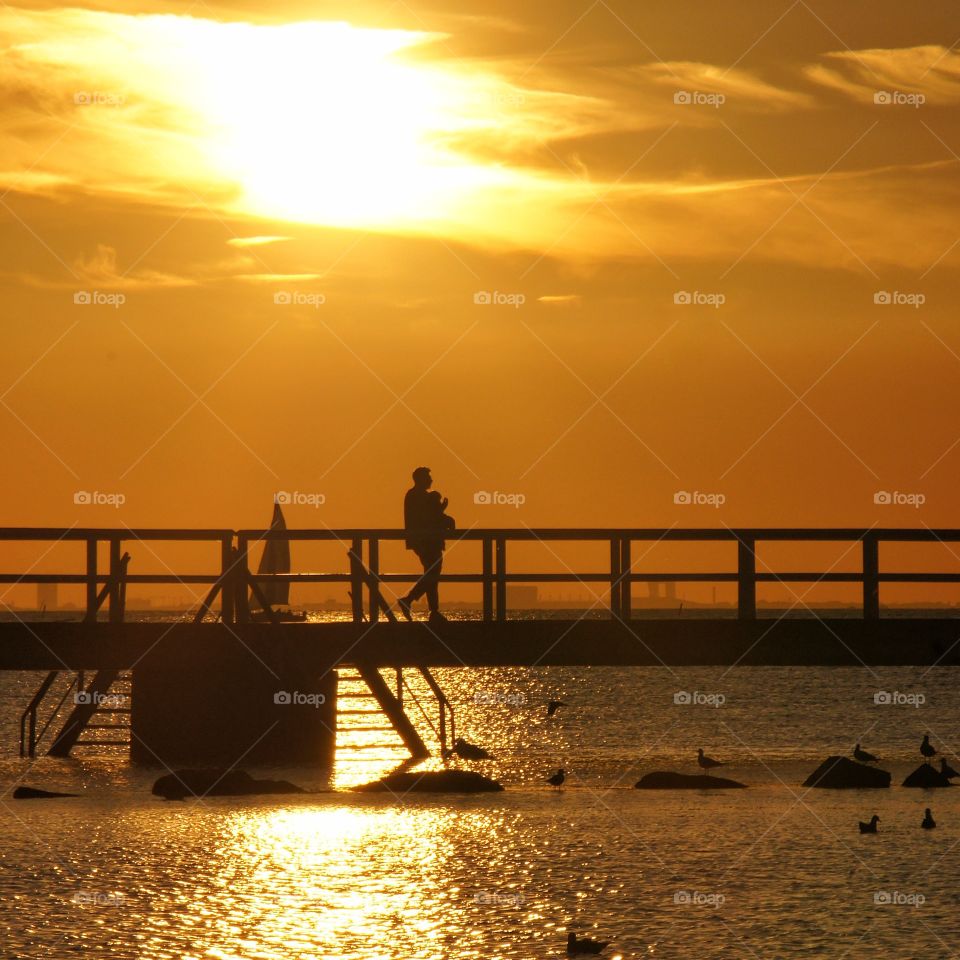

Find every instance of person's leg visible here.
[424,549,442,613]
[406,549,433,603]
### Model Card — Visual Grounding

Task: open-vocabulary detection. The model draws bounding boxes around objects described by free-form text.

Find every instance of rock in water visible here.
[353,769,504,793]
[902,764,953,788]
[151,769,305,801]
[12,786,79,799]
[802,756,891,788]
[634,771,747,789]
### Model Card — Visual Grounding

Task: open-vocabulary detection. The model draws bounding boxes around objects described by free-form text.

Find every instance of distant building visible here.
[506,585,538,609]
[37,583,57,611]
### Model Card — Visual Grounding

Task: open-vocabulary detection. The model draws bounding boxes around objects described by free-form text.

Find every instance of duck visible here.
[567,931,609,955]
[547,768,566,789]
[922,808,936,830]
[547,699,567,717]
[697,748,723,774]
[921,734,937,760]
[451,738,492,760]
[858,814,880,834]
[853,743,878,763]
[940,758,959,780]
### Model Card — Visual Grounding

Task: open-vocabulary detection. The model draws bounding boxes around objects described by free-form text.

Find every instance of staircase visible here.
[20,670,132,758]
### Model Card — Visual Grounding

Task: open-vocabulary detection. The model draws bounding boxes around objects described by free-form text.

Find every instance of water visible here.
[1,664,958,958]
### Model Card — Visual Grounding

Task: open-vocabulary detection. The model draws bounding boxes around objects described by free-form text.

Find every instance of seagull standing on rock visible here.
[922,808,936,829]
[859,814,880,834]
[853,743,878,763]
[547,700,567,717]
[940,758,959,779]
[921,734,937,761]
[697,748,723,774]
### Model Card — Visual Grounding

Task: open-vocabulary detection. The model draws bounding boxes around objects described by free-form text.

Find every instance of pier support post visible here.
[350,538,364,622]
[620,539,632,620]
[368,538,380,623]
[863,535,880,620]
[482,538,493,622]
[108,539,123,624]
[495,538,507,621]
[737,537,756,620]
[609,537,622,619]
[84,538,97,623]
[220,537,234,624]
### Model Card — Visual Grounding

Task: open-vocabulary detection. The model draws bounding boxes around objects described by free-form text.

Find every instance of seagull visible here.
[697,748,723,774]
[853,743,878,763]
[567,931,609,956]
[921,734,937,761]
[547,768,566,789]
[451,738,492,760]
[940,758,959,779]
[858,814,880,834]
[547,699,567,717]
[922,808,936,830]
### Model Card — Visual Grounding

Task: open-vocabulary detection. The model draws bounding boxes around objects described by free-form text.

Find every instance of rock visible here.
[12,786,79,799]
[353,769,504,793]
[634,771,747,789]
[902,763,953,788]
[802,756,891,788]
[151,769,305,801]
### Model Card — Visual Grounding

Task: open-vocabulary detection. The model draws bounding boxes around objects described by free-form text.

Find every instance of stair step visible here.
[74,740,130,746]
[339,725,396,733]
[84,723,129,730]
[95,708,131,714]
[337,692,375,699]
[337,710,383,716]
[337,743,405,751]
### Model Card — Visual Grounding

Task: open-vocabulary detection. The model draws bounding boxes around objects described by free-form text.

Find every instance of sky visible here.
[1,0,959,604]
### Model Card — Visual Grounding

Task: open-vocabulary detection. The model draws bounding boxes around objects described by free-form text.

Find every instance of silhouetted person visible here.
[397,467,452,623]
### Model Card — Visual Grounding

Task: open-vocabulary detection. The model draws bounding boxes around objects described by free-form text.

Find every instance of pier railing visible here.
[1,527,959,622]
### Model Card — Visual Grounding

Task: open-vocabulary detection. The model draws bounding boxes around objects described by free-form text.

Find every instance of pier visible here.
[2,526,958,765]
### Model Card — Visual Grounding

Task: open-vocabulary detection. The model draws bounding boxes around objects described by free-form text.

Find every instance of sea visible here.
[0,613,958,958]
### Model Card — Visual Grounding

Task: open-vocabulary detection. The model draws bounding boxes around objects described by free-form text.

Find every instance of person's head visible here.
[412,466,432,490]
[426,490,442,503]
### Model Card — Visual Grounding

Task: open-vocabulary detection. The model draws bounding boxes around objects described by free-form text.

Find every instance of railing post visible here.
[609,536,622,619]
[350,537,364,622]
[84,538,97,623]
[368,538,380,623]
[108,539,123,623]
[863,534,880,620]
[737,536,756,620]
[620,538,632,621]
[482,537,493,622]
[495,538,507,622]
[235,539,250,623]
[220,537,235,624]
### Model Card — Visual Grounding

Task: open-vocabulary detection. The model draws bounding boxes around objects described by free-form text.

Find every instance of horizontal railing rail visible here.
[1,527,958,622]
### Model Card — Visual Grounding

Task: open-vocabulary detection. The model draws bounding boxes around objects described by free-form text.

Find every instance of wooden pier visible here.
[2,526,958,765]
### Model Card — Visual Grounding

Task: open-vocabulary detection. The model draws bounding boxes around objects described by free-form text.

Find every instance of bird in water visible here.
[922,808,936,830]
[547,699,567,717]
[859,814,880,834]
[567,931,609,955]
[853,743,878,763]
[921,734,937,760]
[697,748,723,774]
[547,768,566,789]
[940,758,959,780]
[450,738,492,760]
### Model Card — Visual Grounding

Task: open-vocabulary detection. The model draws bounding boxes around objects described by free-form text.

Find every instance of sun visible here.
[193,21,506,229]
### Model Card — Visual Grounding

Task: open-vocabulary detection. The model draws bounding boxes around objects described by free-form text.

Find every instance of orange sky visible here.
[1,1,959,604]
